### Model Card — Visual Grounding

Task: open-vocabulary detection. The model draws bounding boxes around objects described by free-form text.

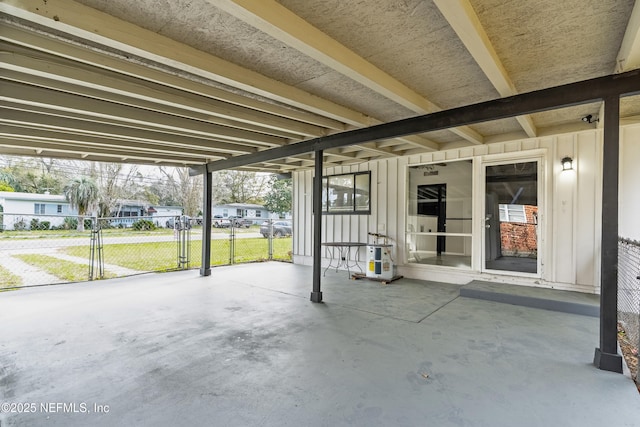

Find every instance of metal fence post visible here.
[89,216,104,280]
[268,219,273,260]
[229,223,235,265]
[175,215,190,270]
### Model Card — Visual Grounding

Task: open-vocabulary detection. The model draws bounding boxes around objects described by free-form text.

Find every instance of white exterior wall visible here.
[620,125,640,241]
[152,207,183,217]
[292,126,639,294]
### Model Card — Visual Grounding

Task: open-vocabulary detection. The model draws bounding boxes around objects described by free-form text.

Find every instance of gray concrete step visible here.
[460,280,600,317]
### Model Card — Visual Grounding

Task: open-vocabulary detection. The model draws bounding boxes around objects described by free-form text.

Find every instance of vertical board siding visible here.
[369,162,378,255]
[620,125,640,240]
[553,134,577,284]
[575,132,600,288]
[291,127,633,292]
[377,160,388,244]
[386,159,399,247]
[396,156,409,263]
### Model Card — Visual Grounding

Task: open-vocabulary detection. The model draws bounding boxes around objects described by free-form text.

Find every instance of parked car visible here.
[213,216,231,228]
[228,216,253,228]
[260,220,292,238]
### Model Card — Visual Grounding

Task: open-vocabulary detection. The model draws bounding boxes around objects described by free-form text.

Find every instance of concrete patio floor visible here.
[0,262,637,426]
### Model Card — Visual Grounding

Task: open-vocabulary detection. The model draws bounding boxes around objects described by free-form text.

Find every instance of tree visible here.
[63,177,99,231]
[93,163,142,217]
[0,181,14,192]
[0,171,19,192]
[212,170,269,204]
[0,170,21,191]
[0,156,68,193]
[263,176,292,218]
[159,167,202,216]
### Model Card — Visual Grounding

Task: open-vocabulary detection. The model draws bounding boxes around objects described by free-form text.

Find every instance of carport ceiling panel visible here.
[530,102,605,131]
[76,0,331,88]
[74,0,406,122]
[295,70,417,123]
[471,0,635,93]
[277,0,501,110]
[620,95,640,120]
[465,117,528,139]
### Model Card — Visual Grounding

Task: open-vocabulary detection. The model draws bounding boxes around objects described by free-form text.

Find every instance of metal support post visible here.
[311,149,323,303]
[594,95,623,373]
[200,170,212,276]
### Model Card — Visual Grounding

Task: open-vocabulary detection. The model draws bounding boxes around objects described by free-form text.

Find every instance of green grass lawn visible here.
[62,237,292,272]
[0,227,176,240]
[0,265,22,289]
[13,254,116,282]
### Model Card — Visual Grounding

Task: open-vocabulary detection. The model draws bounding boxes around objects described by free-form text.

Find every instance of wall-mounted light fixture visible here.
[581,114,599,124]
[561,156,573,171]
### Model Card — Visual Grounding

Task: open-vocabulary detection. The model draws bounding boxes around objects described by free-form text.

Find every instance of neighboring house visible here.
[212,203,290,224]
[111,200,146,218]
[292,124,640,295]
[0,191,77,230]
[109,202,184,227]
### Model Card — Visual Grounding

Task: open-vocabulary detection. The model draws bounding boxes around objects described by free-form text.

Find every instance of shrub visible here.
[132,219,156,231]
[14,218,27,230]
[40,221,50,230]
[63,217,78,230]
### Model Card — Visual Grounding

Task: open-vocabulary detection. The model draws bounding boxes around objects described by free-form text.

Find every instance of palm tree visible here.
[63,177,99,231]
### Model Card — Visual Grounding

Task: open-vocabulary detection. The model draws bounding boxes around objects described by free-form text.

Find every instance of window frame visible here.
[320,171,371,215]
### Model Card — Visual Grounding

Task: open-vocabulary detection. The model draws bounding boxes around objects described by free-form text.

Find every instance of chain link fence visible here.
[618,237,639,383]
[0,214,291,290]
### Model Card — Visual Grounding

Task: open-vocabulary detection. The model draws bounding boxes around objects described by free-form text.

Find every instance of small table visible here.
[322,242,366,277]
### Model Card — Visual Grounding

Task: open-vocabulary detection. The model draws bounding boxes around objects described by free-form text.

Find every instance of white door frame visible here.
[478,150,547,278]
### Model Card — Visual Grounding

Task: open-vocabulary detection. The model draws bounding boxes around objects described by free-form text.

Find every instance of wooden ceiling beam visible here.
[215,0,484,145]
[0,23,346,131]
[0,79,287,146]
[0,49,324,139]
[0,0,370,125]
[0,107,255,155]
[433,0,537,138]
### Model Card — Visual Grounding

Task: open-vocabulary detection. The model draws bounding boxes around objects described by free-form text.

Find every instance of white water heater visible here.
[366,244,395,280]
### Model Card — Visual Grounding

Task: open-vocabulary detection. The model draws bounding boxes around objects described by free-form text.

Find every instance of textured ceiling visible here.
[0,0,638,171]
